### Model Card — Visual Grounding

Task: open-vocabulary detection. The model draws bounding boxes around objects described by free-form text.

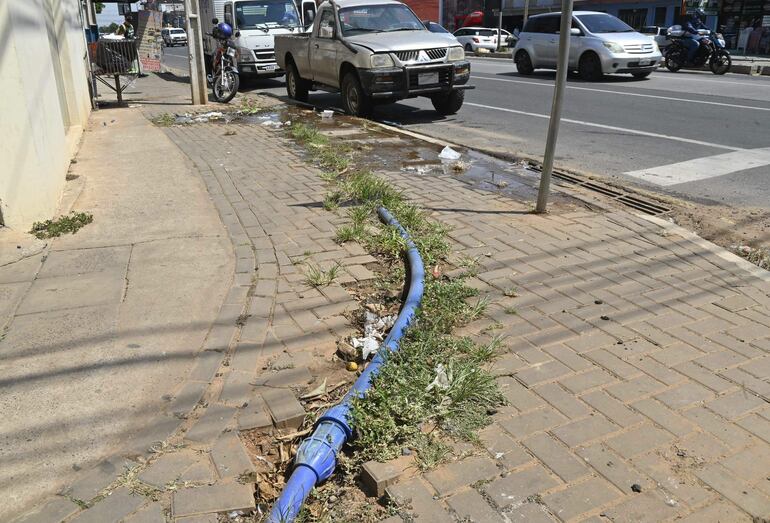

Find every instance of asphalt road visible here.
[163,46,770,208]
[162,43,190,75]
[245,58,770,208]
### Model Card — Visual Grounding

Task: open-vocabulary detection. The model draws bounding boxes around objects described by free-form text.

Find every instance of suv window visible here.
[454,29,467,36]
[539,15,560,34]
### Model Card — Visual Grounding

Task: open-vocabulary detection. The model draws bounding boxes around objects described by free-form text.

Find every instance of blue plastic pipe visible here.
[267,206,425,523]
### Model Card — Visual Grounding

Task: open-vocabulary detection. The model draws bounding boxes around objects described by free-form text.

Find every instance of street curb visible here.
[638,214,770,283]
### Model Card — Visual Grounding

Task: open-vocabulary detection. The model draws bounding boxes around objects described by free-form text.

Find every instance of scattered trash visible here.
[594,299,603,305]
[350,312,396,359]
[402,448,413,456]
[261,120,286,128]
[600,315,610,321]
[438,146,461,161]
[665,499,678,507]
[321,110,334,119]
[426,363,451,391]
[336,341,358,361]
[193,111,224,122]
[346,361,358,372]
[631,484,642,493]
[401,165,434,175]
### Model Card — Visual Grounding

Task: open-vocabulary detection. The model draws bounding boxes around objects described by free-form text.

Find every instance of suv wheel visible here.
[515,51,534,75]
[431,89,465,115]
[464,43,473,53]
[578,52,603,81]
[341,72,372,117]
[632,71,652,79]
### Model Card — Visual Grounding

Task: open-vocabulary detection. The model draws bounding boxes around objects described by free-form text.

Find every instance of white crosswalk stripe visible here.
[624,148,770,186]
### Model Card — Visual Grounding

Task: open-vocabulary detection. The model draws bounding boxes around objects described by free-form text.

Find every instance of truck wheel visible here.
[341,72,372,117]
[431,89,465,115]
[286,62,309,102]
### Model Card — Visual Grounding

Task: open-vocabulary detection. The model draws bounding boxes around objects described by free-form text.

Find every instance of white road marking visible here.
[464,102,744,151]
[472,74,770,112]
[624,147,770,186]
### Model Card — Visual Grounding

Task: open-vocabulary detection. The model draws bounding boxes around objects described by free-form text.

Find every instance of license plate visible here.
[418,72,439,85]
[638,59,651,66]
[262,64,277,71]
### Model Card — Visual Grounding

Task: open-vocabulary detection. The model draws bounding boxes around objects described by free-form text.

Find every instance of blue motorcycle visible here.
[664,26,731,75]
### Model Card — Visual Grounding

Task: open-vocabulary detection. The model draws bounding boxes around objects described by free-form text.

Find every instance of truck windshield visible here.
[235,0,300,30]
[338,4,424,36]
[576,14,635,33]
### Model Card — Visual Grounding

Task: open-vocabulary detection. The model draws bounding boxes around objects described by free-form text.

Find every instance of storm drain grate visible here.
[532,167,672,216]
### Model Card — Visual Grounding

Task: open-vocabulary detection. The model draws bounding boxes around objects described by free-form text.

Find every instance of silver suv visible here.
[513,11,662,80]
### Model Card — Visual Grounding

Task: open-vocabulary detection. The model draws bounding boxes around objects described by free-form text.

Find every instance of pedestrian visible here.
[115,16,135,39]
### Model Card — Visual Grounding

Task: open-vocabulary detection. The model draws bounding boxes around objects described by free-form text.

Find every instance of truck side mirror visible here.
[212,18,219,25]
[570,27,581,35]
[305,10,315,23]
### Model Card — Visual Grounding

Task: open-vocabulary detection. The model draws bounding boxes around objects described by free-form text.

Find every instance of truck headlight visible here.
[448,46,465,61]
[370,54,394,68]
[238,47,255,62]
[602,41,624,54]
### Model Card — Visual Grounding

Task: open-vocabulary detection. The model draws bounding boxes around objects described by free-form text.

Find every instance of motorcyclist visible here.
[683,8,708,64]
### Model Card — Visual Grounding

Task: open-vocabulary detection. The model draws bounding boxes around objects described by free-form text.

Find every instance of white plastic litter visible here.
[193,111,224,122]
[438,146,461,161]
[426,363,452,391]
[321,110,334,119]
[350,312,397,359]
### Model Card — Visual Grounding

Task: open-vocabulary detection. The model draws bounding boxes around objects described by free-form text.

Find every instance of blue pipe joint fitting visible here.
[293,420,348,483]
[317,404,353,438]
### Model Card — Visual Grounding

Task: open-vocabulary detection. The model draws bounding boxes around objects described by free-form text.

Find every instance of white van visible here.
[513,11,663,80]
[200,0,317,77]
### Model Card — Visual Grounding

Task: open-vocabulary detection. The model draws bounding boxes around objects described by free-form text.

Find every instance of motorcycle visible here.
[208,19,240,103]
[664,26,731,75]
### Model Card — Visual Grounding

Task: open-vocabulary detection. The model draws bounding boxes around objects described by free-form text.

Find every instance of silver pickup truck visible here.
[274,0,472,116]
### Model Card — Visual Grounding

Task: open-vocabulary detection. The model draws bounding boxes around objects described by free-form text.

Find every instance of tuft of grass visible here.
[30,211,93,239]
[290,122,327,146]
[323,192,341,211]
[151,113,175,126]
[503,287,519,297]
[504,306,518,315]
[305,262,341,287]
[335,223,364,244]
[238,97,264,115]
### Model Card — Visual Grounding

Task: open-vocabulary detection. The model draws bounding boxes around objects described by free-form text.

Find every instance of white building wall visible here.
[0,0,91,230]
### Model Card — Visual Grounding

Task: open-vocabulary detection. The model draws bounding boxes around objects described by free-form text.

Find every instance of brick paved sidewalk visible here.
[365,147,770,521]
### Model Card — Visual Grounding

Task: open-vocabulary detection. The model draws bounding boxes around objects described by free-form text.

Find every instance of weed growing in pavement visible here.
[503,287,518,297]
[238,97,265,115]
[305,263,341,287]
[30,211,93,239]
[733,244,770,271]
[151,113,175,126]
[287,122,503,473]
[504,306,518,315]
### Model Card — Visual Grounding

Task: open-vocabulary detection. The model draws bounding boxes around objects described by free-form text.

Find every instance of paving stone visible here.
[673,361,734,393]
[496,376,546,412]
[736,413,770,444]
[139,451,200,488]
[424,455,499,496]
[577,444,652,493]
[580,390,643,428]
[505,501,558,522]
[683,407,756,449]
[218,371,254,406]
[654,382,715,410]
[211,432,256,479]
[446,488,505,522]
[499,407,567,439]
[16,271,125,315]
[515,360,573,387]
[584,349,640,379]
[721,445,770,483]
[650,342,704,367]
[542,477,619,521]
[184,403,237,444]
[123,502,166,523]
[69,487,145,523]
[675,501,752,523]
[631,398,697,437]
[534,382,591,419]
[552,414,619,448]
[385,478,450,523]
[361,456,415,498]
[253,367,313,388]
[261,388,306,429]
[236,394,272,430]
[484,465,560,509]
[695,464,770,518]
[172,481,255,517]
[478,424,533,470]
[61,456,138,502]
[12,497,79,523]
[630,356,685,386]
[169,381,207,419]
[720,367,770,400]
[542,344,593,372]
[559,368,616,395]
[695,350,748,371]
[179,461,214,483]
[522,433,589,482]
[631,452,713,508]
[606,423,674,459]
[564,332,617,354]
[706,389,766,420]
[601,490,682,523]
[491,353,527,376]
[187,350,225,383]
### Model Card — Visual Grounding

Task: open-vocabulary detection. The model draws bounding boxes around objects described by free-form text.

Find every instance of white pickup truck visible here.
[274,0,473,116]
[200,0,316,77]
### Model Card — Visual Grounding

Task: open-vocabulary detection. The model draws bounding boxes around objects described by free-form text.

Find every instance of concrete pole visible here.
[496,10,503,51]
[534,0,573,213]
[523,0,530,25]
[184,0,208,105]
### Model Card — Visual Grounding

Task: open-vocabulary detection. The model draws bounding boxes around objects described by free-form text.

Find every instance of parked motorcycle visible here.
[664,26,731,75]
[208,19,240,103]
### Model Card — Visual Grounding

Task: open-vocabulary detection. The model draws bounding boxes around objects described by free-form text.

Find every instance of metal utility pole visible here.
[534,0,573,213]
[184,0,208,105]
